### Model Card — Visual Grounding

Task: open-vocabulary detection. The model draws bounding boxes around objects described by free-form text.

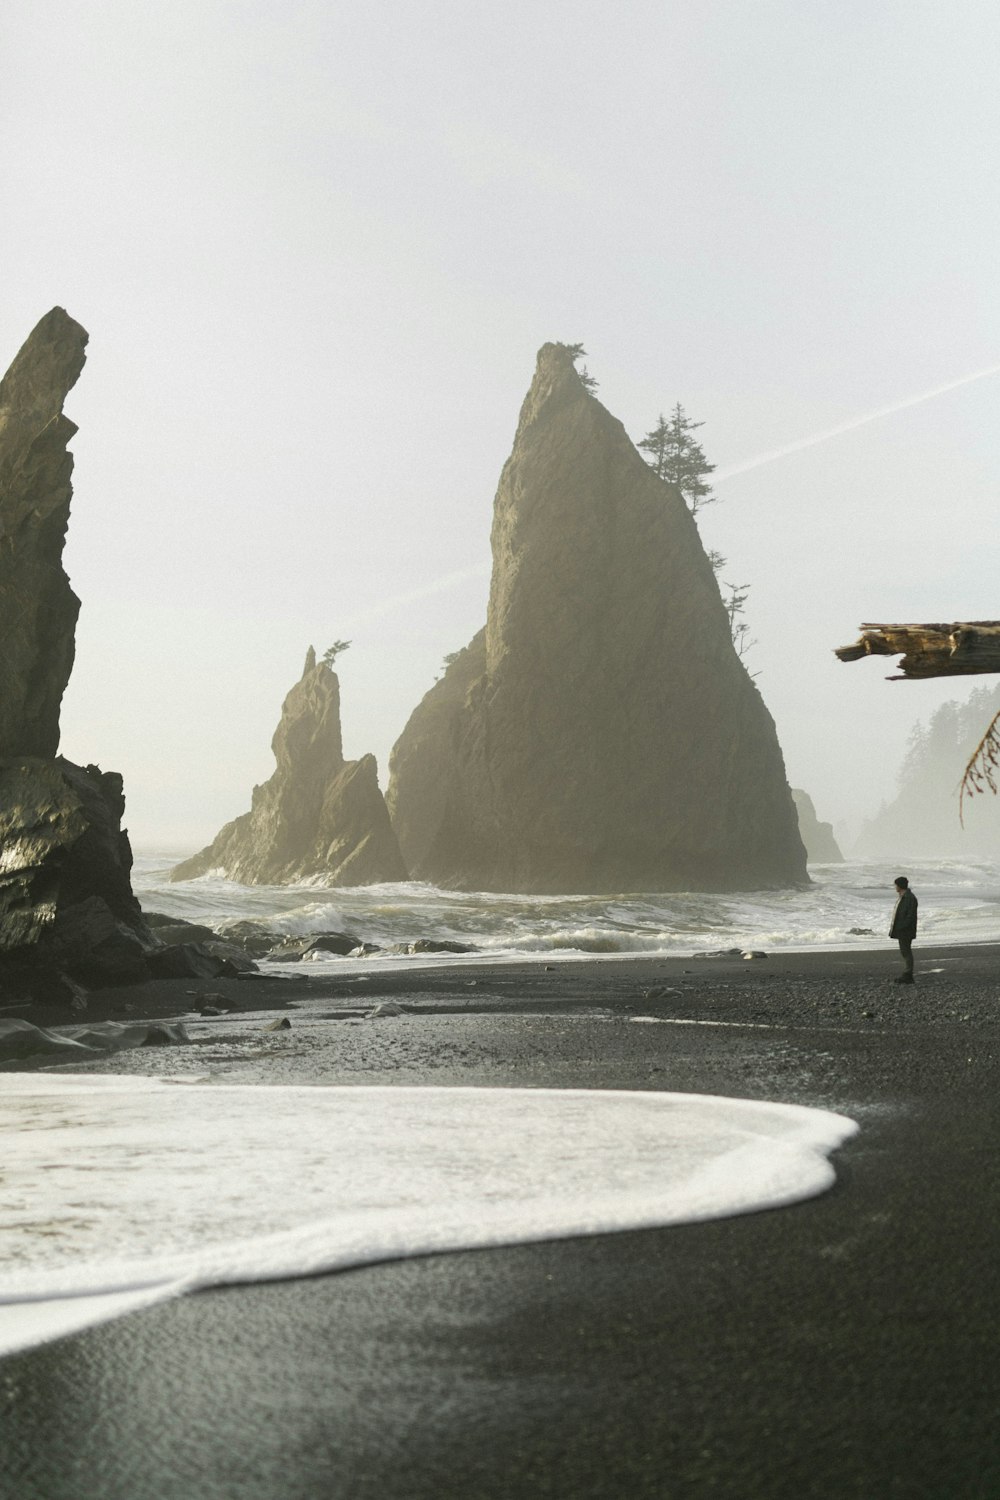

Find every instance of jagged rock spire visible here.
[172,652,406,886]
[0,308,89,757]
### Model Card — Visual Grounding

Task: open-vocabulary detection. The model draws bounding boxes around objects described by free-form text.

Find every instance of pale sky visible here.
[3,0,999,852]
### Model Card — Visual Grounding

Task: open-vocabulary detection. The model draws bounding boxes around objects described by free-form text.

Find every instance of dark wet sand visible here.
[3,942,1000,1499]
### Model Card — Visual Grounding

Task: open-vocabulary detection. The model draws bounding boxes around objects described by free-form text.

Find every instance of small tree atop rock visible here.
[322,640,352,667]
[558,342,598,393]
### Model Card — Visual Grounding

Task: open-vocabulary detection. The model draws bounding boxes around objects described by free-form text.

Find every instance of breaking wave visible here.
[133,855,1000,972]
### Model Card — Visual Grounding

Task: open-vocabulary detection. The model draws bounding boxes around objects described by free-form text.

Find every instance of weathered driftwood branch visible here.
[835,621,1000,679]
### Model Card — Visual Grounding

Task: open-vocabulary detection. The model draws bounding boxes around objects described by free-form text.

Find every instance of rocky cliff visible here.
[0,311,153,1004]
[791,790,844,863]
[388,343,807,893]
[0,307,89,758]
[0,759,155,1001]
[171,649,407,885]
[0,311,234,1007]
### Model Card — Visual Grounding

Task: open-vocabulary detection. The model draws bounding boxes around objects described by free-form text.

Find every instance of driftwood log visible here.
[835,621,1000,679]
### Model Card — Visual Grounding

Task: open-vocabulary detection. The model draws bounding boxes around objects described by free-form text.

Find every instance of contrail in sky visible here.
[714,360,1000,482]
[342,563,488,631]
[716,361,1000,483]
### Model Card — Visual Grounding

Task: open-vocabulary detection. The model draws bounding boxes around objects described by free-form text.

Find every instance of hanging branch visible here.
[959,708,1000,825]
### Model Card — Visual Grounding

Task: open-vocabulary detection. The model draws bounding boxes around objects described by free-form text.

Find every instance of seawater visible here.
[0,1078,856,1358]
[133,854,1000,971]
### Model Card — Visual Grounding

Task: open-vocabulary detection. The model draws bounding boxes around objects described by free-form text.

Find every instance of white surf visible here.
[1,1077,857,1358]
[133,854,1000,968]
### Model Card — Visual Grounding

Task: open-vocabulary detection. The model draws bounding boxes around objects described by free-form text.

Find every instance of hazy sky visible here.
[4,0,999,852]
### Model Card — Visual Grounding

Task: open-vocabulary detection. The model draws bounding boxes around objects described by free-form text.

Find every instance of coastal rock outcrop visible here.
[0,310,157,1005]
[388,343,807,893]
[171,650,407,886]
[791,790,844,863]
[0,308,89,759]
[0,311,238,1007]
[0,760,241,1001]
[0,757,157,1000]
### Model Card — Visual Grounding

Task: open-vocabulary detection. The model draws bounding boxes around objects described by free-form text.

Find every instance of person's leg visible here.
[897,936,914,980]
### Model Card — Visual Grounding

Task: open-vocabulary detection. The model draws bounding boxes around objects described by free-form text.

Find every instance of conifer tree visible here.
[638,403,753,661]
[559,342,598,392]
[721,581,755,663]
[638,403,716,515]
[322,640,351,667]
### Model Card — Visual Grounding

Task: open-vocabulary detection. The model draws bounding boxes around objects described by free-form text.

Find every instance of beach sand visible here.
[3,942,1000,1498]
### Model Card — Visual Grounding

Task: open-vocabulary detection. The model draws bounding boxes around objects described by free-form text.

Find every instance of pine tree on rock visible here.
[557,342,599,392]
[638,403,752,657]
[638,403,716,515]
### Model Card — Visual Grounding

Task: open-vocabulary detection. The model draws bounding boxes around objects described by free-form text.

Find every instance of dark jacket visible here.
[889,888,918,940]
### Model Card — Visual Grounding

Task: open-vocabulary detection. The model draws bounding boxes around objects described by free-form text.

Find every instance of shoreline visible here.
[4,942,1000,1496]
[9,936,999,1036]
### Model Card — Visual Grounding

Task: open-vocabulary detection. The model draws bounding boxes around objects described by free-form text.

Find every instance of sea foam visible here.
[1,1077,857,1358]
[133,854,1000,970]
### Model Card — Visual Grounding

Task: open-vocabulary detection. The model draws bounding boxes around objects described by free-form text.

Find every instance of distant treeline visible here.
[856,683,1000,858]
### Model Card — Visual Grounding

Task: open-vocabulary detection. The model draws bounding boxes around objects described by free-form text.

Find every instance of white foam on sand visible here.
[0,1076,857,1357]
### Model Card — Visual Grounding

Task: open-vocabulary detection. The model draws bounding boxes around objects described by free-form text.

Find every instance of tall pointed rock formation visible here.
[171,649,407,886]
[0,307,89,757]
[0,310,168,1003]
[388,343,807,893]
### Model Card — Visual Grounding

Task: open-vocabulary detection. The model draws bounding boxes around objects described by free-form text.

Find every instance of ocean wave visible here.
[132,855,1000,961]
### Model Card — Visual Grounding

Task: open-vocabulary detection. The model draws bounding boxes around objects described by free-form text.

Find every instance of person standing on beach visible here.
[889,875,918,984]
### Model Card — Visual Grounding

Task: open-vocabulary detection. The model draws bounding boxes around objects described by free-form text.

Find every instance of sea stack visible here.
[387,343,807,893]
[0,310,159,1002]
[0,308,88,758]
[791,790,844,863]
[171,649,407,885]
